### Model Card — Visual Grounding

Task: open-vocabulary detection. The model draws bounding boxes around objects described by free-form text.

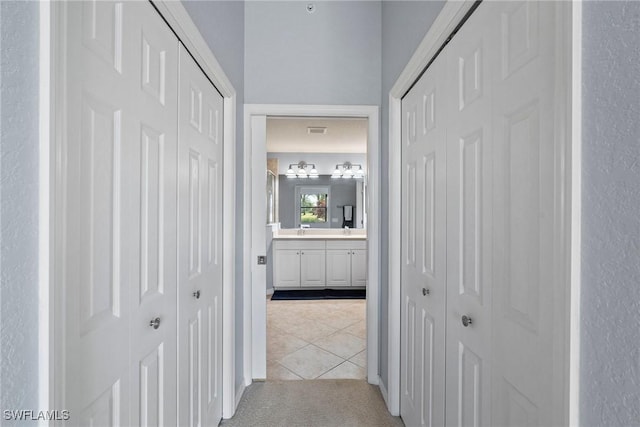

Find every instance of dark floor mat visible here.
[271,289,366,300]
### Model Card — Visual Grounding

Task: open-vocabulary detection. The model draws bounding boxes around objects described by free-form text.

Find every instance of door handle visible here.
[149,317,161,330]
[422,288,430,296]
[461,315,472,327]
[193,290,201,299]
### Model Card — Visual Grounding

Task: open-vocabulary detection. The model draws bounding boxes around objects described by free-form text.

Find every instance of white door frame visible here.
[42,0,240,419]
[243,104,380,384]
[386,0,581,422]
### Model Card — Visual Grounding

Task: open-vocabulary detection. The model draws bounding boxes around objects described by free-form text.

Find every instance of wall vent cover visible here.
[307,127,327,135]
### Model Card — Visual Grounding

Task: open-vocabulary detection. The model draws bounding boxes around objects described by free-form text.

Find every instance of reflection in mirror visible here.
[267,170,277,224]
[300,192,327,225]
[266,116,368,229]
[295,185,330,228]
[277,177,363,229]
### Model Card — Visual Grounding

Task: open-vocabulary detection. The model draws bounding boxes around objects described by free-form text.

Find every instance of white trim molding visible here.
[568,2,582,425]
[39,0,53,414]
[47,0,239,420]
[387,0,579,419]
[243,104,380,384]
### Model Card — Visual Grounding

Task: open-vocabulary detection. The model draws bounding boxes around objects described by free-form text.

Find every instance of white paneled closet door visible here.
[63,1,178,425]
[128,4,179,426]
[444,3,495,426]
[401,1,564,426]
[489,2,560,425]
[177,45,224,427]
[400,40,447,427]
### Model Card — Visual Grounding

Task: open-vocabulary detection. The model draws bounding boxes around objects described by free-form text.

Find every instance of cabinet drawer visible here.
[273,240,326,250]
[326,240,367,250]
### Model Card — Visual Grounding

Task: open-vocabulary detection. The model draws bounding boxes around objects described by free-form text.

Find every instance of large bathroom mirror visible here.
[266,116,367,229]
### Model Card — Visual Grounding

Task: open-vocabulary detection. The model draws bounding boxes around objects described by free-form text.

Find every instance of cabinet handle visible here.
[422,288,430,296]
[301,252,304,255]
[193,290,201,299]
[296,252,299,255]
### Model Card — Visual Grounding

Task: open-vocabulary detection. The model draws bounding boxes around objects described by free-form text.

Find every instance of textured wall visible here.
[379,0,444,389]
[182,0,246,392]
[581,2,640,425]
[245,1,381,106]
[0,0,40,420]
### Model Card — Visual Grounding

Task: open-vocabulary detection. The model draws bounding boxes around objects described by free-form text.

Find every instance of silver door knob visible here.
[461,315,472,327]
[193,290,201,299]
[422,288,430,296]
[149,317,161,330]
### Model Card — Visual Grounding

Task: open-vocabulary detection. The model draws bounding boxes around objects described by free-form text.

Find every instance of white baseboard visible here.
[266,288,274,296]
[378,375,390,411]
[234,381,246,412]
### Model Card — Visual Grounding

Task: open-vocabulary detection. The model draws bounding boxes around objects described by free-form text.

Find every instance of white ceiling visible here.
[266,116,367,153]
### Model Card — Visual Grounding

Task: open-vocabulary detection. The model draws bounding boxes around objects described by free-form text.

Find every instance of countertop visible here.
[272,234,367,240]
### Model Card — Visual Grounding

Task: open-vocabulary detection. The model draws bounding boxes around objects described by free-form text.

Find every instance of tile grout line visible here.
[267,299,367,381]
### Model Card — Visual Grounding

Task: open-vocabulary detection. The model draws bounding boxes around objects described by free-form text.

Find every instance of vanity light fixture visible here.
[286,161,319,179]
[331,162,365,179]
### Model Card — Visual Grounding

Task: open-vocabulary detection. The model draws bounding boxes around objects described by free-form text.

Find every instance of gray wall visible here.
[581,2,640,425]
[244,1,381,105]
[0,1,40,421]
[379,0,444,389]
[278,175,358,229]
[182,0,246,392]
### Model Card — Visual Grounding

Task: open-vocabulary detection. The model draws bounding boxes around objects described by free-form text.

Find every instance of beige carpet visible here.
[221,380,404,427]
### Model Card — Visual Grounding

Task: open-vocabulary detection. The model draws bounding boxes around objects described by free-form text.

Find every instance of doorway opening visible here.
[243,104,379,387]
[265,116,368,380]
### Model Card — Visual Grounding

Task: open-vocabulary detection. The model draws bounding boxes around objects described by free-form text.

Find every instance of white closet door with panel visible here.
[401,1,565,426]
[64,2,133,422]
[489,2,559,425]
[400,41,447,427]
[444,3,495,426]
[63,1,179,425]
[128,4,180,427]
[177,45,224,427]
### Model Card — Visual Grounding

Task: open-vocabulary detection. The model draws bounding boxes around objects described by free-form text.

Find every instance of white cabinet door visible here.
[400,33,448,427]
[300,249,326,287]
[350,250,368,287]
[177,45,224,427]
[274,249,301,287]
[326,249,351,286]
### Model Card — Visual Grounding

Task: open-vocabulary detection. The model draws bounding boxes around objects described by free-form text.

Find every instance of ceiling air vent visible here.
[307,127,327,135]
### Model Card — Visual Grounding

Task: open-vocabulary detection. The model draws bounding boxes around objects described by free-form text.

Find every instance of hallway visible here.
[222,380,403,426]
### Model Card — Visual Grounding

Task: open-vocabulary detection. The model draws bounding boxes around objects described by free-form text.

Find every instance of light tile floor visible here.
[267,298,367,380]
